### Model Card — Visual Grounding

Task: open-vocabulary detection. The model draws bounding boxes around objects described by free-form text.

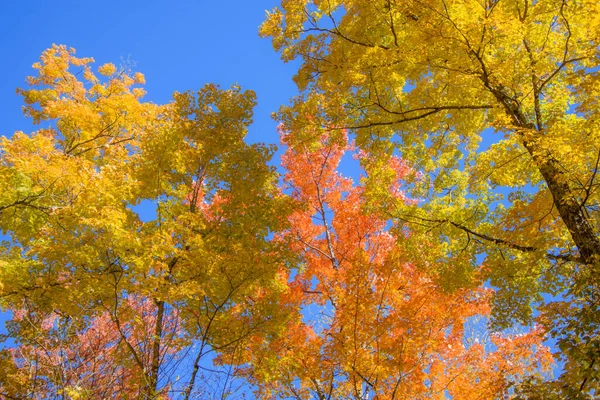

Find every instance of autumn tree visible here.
[0,297,179,399]
[0,45,291,399]
[261,0,600,396]
[239,126,552,398]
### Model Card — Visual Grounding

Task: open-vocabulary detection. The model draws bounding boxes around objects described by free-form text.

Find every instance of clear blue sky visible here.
[0,0,298,147]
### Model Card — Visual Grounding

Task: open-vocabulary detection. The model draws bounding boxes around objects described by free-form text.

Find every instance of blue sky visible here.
[0,0,298,146]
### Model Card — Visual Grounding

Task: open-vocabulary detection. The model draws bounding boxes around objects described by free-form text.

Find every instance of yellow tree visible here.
[0,45,291,398]
[261,0,600,396]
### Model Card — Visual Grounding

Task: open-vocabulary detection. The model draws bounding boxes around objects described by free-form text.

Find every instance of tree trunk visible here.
[525,143,600,264]
[143,299,164,399]
[488,82,600,264]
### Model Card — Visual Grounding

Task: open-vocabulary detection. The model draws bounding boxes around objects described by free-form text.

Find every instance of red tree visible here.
[0,296,179,398]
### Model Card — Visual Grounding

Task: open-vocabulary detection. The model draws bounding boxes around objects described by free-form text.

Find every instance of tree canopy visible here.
[260,0,600,396]
[1,0,600,396]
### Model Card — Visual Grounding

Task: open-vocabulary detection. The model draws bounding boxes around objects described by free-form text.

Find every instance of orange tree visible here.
[241,127,552,398]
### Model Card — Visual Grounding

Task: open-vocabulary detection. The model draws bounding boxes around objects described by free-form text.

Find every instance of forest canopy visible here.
[1,0,599,398]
